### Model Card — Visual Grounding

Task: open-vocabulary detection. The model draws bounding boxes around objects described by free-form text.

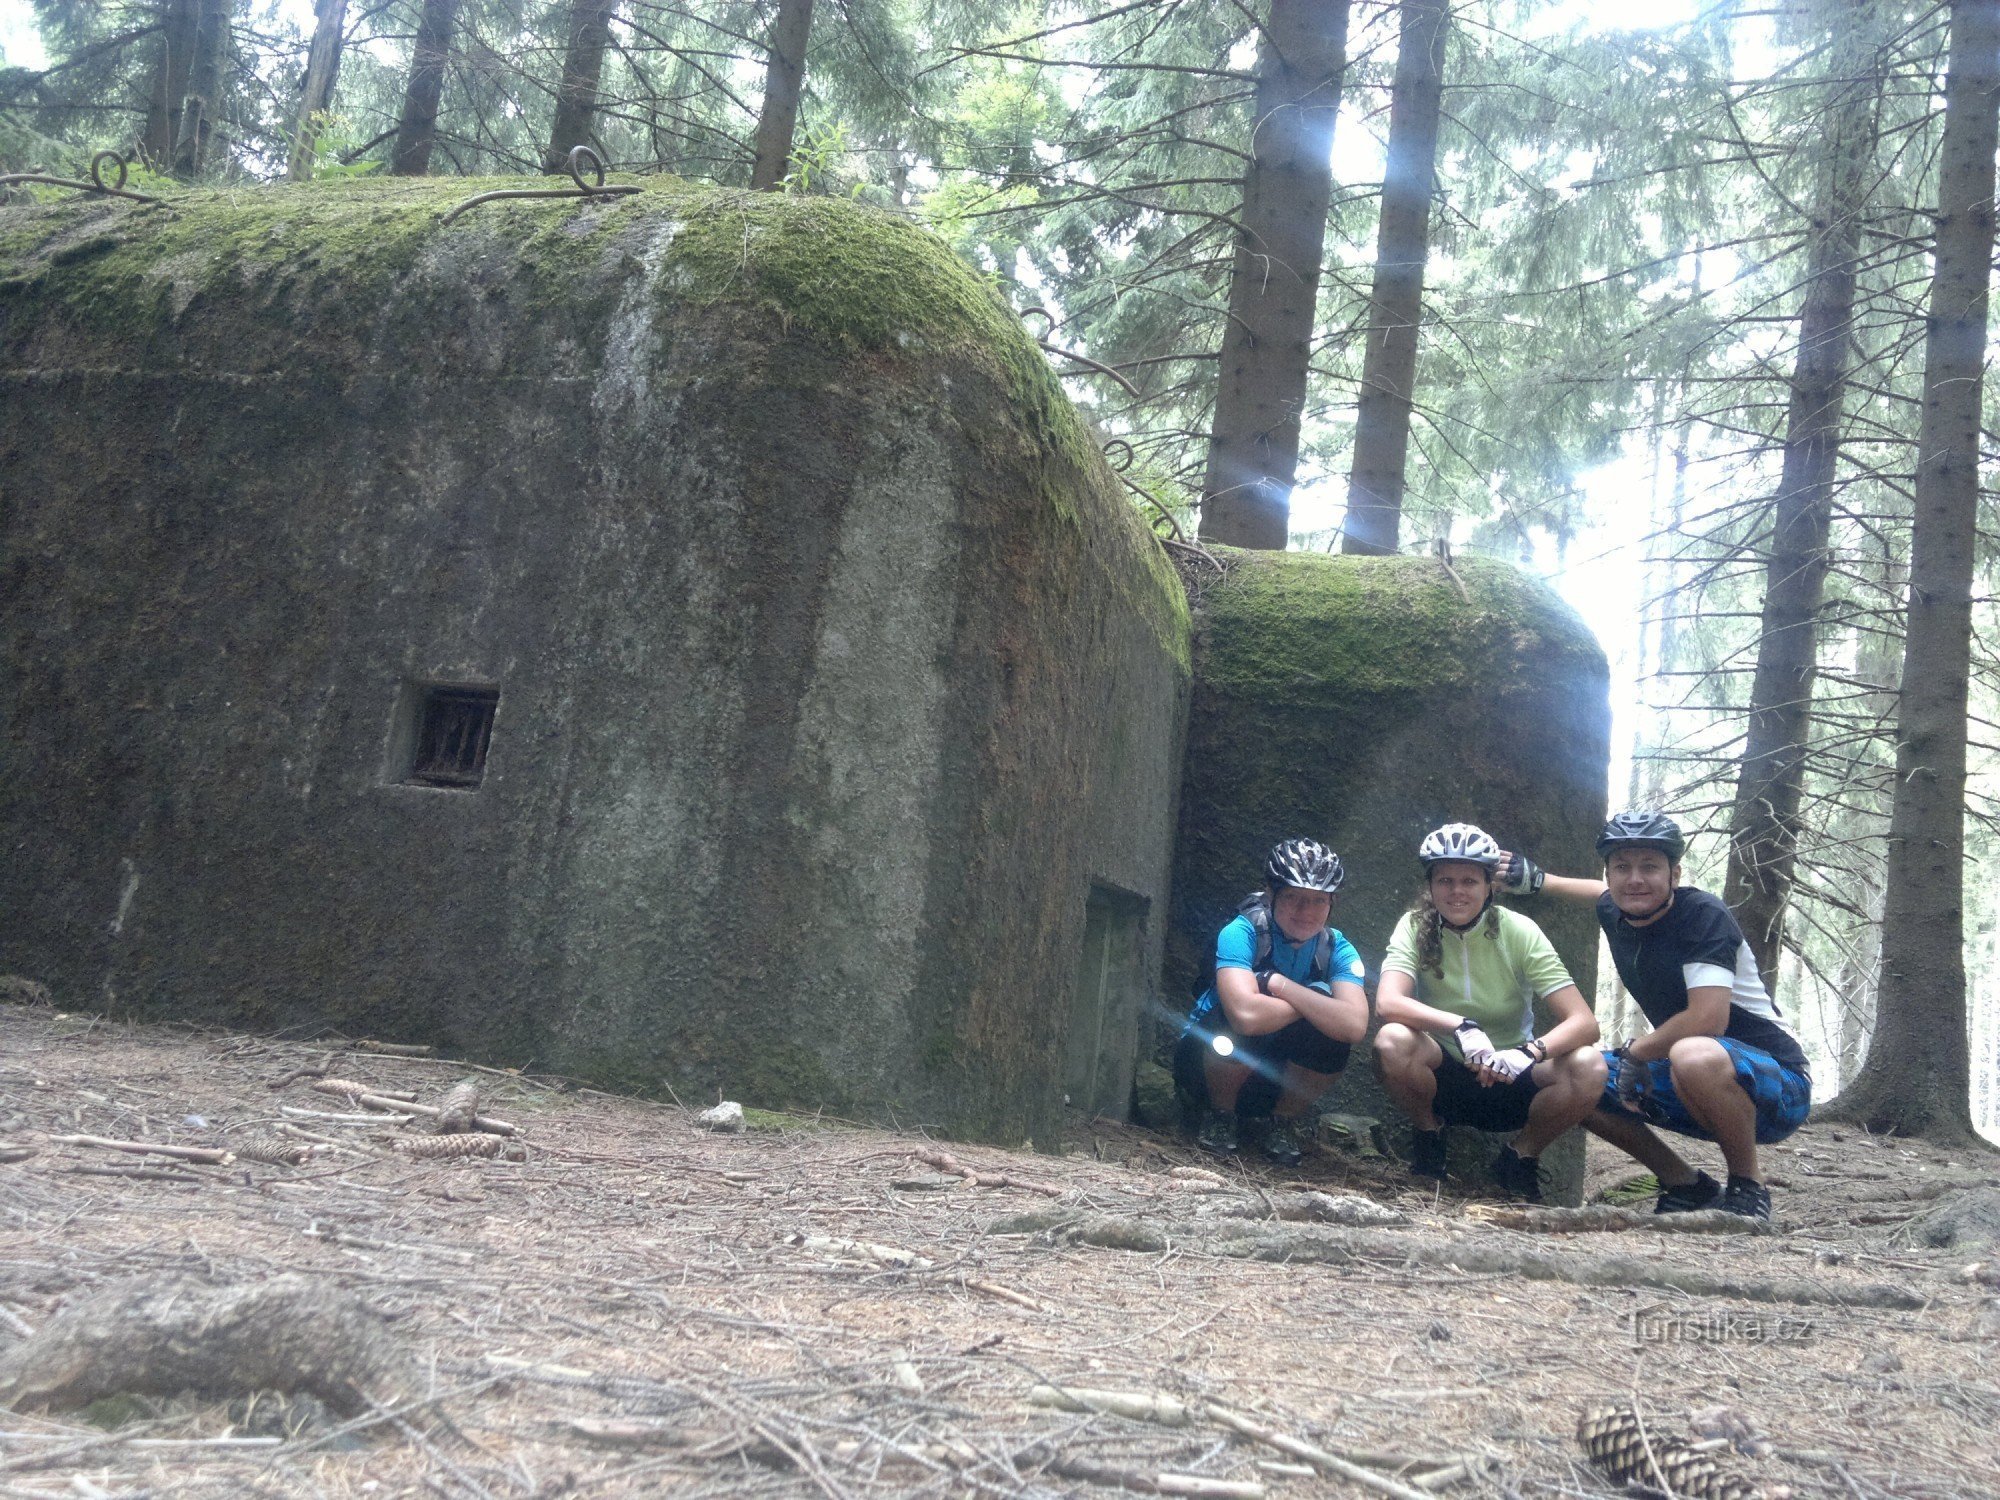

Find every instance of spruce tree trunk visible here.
[286,0,350,183]
[1825,0,1998,1145]
[1198,0,1350,550]
[541,0,618,173]
[1722,18,1881,986]
[143,0,200,170]
[168,0,231,180]
[390,0,461,177]
[1339,0,1448,557]
[748,0,814,190]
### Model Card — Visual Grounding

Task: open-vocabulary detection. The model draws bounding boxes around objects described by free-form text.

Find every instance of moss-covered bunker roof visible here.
[0,175,1190,664]
[1196,548,1603,703]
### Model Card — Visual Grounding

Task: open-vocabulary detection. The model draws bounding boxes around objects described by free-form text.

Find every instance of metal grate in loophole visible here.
[408,685,499,789]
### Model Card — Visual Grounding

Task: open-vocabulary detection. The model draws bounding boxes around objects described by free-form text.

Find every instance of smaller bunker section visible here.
[0,179,1191,1146]
[1170,551,1610,1196]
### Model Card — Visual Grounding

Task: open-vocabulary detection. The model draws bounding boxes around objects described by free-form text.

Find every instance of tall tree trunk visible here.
[1198,0,1350,550]
[142,0,200,169]
[168,0,231,180]
[1722,15,1881,987]
[1825,0,1998,1146]
[1340,0,1449,556]
[748,0,814,190]
[286,0,350,182]
[390,0,460,177]
[542,0,618,173]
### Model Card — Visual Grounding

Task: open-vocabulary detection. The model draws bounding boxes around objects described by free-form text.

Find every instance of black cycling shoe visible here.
[1409,1127,1447,1180]
[1263,1117,1308,1167]
[1492,1145,1542,1202]
[1653,1169,1722,1214]
[1196,1108,1239,1155]
[1718,1175,1772,1222]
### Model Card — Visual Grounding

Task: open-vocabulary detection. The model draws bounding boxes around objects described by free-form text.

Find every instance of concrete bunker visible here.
[0,179,1192,1146]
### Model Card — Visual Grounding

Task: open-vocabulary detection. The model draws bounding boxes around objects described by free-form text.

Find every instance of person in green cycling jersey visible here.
[1373,823,1605,1201]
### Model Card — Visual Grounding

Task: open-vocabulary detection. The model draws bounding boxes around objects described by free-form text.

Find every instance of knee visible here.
[1560,1047,1609,1091]
[1667,1036,1730,1081]
[1372,1023,1420,1068]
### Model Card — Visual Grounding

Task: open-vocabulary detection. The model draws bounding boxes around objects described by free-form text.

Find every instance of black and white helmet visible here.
[1596,810,1686,861]
[1419,823,1502,871]
[1265,838,1345,894]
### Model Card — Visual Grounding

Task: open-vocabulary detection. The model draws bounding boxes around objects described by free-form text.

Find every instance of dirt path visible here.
[1,1003,1996,1498]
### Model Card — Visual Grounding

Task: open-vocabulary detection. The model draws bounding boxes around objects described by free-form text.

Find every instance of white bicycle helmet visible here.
[1418,823,1502,871]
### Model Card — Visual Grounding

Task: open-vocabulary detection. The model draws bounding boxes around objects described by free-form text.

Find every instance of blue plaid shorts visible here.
[1600,1039,1811,1145]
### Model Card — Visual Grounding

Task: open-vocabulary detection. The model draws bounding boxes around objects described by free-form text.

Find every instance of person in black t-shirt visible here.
[1496,812,1811,1222]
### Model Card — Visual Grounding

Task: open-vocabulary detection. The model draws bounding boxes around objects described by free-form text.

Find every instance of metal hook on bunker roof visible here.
[0,150,168,207]
[439,145,643,227]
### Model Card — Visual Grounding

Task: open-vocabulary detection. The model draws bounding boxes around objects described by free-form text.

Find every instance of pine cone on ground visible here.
[232,1137,316,1167]
[1577,1405,1758,1499]
[391,1133,521,1161]
[433,1080,481,1134]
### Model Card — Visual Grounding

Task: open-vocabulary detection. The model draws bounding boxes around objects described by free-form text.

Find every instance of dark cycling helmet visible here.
[1265,837,1345,893]
[1419,823,1502,871]
[1596,810,1686,861]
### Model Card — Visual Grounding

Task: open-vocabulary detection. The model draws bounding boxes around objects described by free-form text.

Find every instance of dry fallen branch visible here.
[1042,1453,1264,1498]
[1027,1384,1191,1425]
[786,1234,934,1269]
[1463,1203,1773,1236]
[0,1275,411,1416]
[0,1145,38,1164]
[1202,1405,1438,1500]
[1193,1191,1405,1227]
[990,1212,1923,1308]
[353,1040,434,1057]
[313,1078,518,1136]
[60,1163,206,1184]
[913,1147,1064,1197]
[46,1134,231,1165]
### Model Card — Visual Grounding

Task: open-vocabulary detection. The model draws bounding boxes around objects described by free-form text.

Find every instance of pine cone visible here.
[233,1137,315,1167]
[391,1133,520,1161]
[1577,1405,1758,1499]
[434,1080,481,1135]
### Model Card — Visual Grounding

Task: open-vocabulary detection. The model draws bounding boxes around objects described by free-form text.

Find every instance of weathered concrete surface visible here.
[1171,550,1610,1200]
[0,178,1190,1145]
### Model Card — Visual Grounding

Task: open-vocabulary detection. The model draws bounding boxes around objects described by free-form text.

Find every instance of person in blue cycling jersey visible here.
[1175,838,1369,1166]
[1501,811,1812,1223]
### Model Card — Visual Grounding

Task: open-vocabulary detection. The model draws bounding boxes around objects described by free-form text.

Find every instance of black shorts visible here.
[1173,1018,1352,1119]
[1430,1050,1542,1132]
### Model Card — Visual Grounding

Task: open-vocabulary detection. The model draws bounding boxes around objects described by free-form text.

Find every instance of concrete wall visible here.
[0,178,1190,1146]
[1170,550,1611,1197]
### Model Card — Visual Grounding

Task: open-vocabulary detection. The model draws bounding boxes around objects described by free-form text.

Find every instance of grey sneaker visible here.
[1718,1175,1772,1222]
[1492,1144,1542,1202]
[1409,1127,1447,1180]
[1654,1169,1722,1214]
[1196,1108,1239,1155]
[1263,1117,1307,1167]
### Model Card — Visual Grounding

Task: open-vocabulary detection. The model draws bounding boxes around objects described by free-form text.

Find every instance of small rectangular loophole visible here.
[405,684,498,789]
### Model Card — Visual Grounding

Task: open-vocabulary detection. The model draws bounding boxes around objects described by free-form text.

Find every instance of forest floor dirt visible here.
[2,1000,1998,1500]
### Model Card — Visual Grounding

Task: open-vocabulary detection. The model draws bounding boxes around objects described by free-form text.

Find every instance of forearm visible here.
[1539,872,1607,905]
[1535,1006,1600,1056]
[1268,977,1367,1044]
[1622,994,1728,1061]
[1375,980,1467,1034]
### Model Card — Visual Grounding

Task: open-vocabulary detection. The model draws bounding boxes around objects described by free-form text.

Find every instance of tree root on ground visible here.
[1462,1204,1770,1236]
[988,1211,1923,1308]
[0,1275,411,1415]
